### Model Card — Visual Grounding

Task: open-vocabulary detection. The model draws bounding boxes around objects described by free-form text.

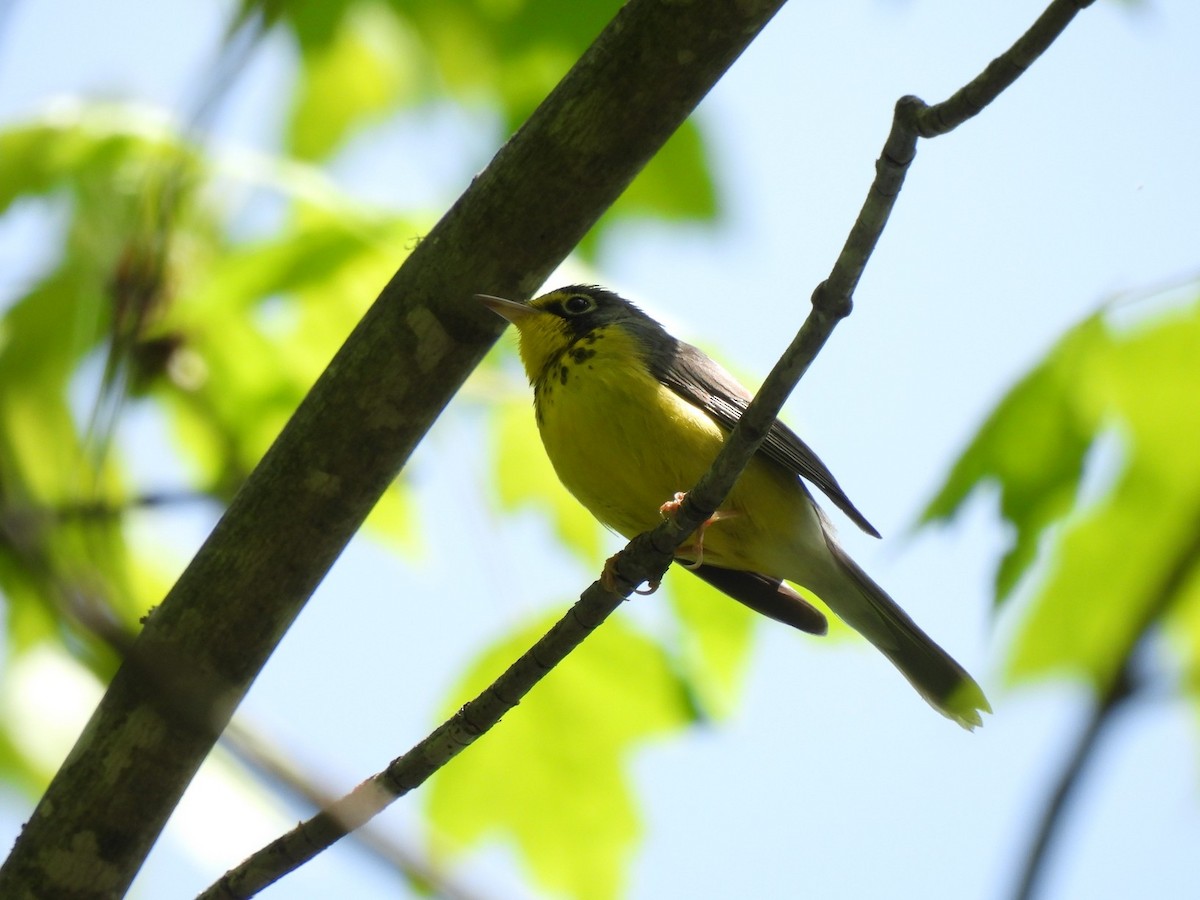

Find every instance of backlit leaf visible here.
[428,612,693,900]
[924,289,1200,692]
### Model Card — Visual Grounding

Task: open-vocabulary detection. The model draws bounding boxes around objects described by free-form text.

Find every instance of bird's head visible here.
[478,285,663,383]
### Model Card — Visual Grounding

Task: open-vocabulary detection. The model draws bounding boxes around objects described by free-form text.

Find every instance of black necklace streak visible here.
[532,327,607,427]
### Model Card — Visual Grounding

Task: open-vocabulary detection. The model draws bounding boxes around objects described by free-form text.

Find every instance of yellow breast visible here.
[532,325,823,576]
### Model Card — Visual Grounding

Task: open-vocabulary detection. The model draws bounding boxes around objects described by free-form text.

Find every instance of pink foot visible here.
[658,491,737,570]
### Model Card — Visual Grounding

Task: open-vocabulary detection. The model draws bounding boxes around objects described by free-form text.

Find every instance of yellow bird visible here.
[480,285,989,729]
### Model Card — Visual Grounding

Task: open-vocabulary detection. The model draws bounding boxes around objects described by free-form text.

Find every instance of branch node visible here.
[894,94,929,138]
[811,280,853,321]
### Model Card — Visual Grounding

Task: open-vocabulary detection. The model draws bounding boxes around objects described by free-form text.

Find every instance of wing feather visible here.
[654,339,880,538]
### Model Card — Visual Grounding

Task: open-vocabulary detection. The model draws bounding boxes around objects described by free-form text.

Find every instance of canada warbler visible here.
[480,285,989,729]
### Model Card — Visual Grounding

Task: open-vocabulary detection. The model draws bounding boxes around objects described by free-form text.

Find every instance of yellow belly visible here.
[535,337,825,577]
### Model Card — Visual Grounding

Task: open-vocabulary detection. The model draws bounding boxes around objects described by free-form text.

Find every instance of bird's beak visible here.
[476,293,538,325]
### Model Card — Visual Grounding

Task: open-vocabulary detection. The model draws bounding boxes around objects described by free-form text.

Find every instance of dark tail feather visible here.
[821,540,991,729]
[690,564,828,636]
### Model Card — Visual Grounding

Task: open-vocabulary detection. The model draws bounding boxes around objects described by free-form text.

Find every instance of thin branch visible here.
[917,0,1096,139]
[1011,506,1200,900]
[0,1,793,896]
[0,498,479,899]
[200,2,1097,893]
[220,723,490,900]
[1010,663,1134,900]
[818,0,1096,313]
[0,490,213,530]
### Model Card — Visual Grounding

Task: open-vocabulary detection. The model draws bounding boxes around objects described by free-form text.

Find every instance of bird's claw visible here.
[658,490,736,570]
[658,491,689,518]
[601,553,660,595]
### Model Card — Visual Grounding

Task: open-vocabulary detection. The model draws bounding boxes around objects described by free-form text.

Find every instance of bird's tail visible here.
[816,538,991,730]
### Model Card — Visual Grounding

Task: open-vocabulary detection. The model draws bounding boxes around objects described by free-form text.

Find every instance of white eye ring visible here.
[563,295,594,315]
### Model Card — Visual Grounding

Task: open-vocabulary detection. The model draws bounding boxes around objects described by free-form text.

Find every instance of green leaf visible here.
[403,0,620,113]
[273,0,721,241]
[0,109,217,681]
[922,317,1105,603]
[924,290,1200,692]
[1164,554,1200,696]
[0,104,196,216]
[613,120,716,221]
[156,213,422,549]
[428,612,693,900]
[287,2,422,160]
[664,568,755,718]
[581,120,719,259]
[0,265,138,648]
[1007,300,1200,687]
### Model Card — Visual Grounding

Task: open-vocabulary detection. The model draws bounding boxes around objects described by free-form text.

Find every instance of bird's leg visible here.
[658,491,738,570]
[599,492,739,594]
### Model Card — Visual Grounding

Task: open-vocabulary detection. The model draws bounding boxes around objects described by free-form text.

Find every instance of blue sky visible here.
[1,1,1199,898]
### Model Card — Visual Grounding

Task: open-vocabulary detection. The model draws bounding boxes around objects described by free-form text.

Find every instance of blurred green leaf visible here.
[156,212,421,545]
[0,104,196,216]
[428,612,693,900]
[0,101,427,701]
[272,0,720,245]
[581,120,719,259]
[0,261,140,663]
[287,2,422,160]
[0,723,41,798]
[922,318,1102,603]
[401,0,619,115]
[924,290,1200,690]
[665,568,755,718]
[1165,550,1200,694]
[612,120,716,221]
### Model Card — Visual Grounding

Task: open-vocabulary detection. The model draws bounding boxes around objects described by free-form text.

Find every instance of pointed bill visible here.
[476,294,539,324]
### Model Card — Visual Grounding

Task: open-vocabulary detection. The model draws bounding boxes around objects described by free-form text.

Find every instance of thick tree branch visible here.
[0,1,791,896]
[0,501,479,900]
[201,2,1096,893]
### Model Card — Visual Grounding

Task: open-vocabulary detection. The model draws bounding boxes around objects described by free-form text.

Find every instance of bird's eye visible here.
[562,294,595,315]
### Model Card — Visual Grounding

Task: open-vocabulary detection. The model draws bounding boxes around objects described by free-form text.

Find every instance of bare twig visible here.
[818,0,1095,317]
[1011,506,1200,900]
[200,2,1097,894]
[220,723,490,900]
[1010,663,1134,900]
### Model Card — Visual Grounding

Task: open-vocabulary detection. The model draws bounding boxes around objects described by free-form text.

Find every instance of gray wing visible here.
[655,339,880,538]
